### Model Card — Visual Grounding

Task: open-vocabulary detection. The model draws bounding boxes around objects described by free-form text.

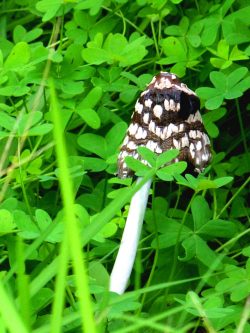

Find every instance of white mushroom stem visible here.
[109,178,152,294]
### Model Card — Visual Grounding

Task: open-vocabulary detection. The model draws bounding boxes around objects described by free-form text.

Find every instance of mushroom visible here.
[109,72,212,294]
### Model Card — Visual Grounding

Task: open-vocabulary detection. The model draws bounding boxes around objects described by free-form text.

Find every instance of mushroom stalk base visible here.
[109,178,152,294]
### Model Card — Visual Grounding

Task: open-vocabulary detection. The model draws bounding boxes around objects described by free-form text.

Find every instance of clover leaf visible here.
[208,39,248,69]
[82,33,148,67]
[202,108,227,138]
[196,67,250,109]
[216,260,250,302]
[77,122,127,173]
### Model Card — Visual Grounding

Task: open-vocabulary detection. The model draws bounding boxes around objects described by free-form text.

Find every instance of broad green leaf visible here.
[106,154,117,165]
[17,111,43,135]
[205,95,224,110]
[121,71,140,85]
[162,37,186,61]
[184,174,199,189]
[35,209,63,243]
[120,36,148,66]
[203,108,227,138]
[4,42,31,71]
[242,246,250,257]
[108,296,141,316]
[174,174,190,187]
[213,176,233,188]
[0,131,9,138]
[77,107,101,129]
[0,209,16,235]
[179,236,196,261]
[107,187,130,200]
[14,210,39,239]
[108,177,132,186]
[184,292,234,318]
[225,77,250,99]
[59,80,84,95]
[195,179,218,190]
[99,222,117,238]
[171,62,187,78]
[75,0,104,16]
[78,86,102,109]
[164,25,183,36]
[88,261,109,288]
[196,87,219,100]
[191,196,211,230]
[82,48,110,65]
[137,147,156,167]
[77,133,107,159]
[170,0,183,3]
[83,33,148,67]
[197,68,250,109]
[0,85,30,97]
[160,37,187,71]
[31,288,54,312]
[204,122,219,137]
[187,34,201,48]
[74,204,90,226]
[0,198,18,211]
[124,156,150,176]
[220,0,235,17]
[151,221,191,249]
[27,124,53,136]
[54,205,89,229]
[105,122,127,156]
[201,18,220,46]
[230,45,248,61]
[27,157,43,175]
[174,174,231,192]
[180,235,221,268]
[156,149,179,168]
[217,39,229,59]
[13,25,26,43]
[0,112,16,131]
[24,28,43,43]
[210,71,226,90]
[104,33,127,56]
[198,219,237,238]
[36,0,61,21]
[14,25,43,43]
[210,58,232,69]
[82,157,107,172]
[227,67,248,88]
[157,161,187,181]
[216,262,250,302]
[195,236,221,268]
[0,49,3,67]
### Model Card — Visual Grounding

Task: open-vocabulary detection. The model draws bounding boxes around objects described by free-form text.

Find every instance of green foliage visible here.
[196,67,250,109]
[82,33,148,66]
[0,0,249,333]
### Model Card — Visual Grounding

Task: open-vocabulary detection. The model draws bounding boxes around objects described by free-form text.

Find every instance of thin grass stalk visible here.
[0,280,29,333]
[49,78,96,333]
[50,232,69,333]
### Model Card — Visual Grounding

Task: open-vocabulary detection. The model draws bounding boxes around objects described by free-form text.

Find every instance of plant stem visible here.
[151,20,160,58]
[236,295,250,333]
[236,99,249,156]
[215,176,250,219]
[109,178,152,294]
[166,192,196,291]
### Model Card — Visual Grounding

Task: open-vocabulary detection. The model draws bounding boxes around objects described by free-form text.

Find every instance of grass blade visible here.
[49,78,96,333]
